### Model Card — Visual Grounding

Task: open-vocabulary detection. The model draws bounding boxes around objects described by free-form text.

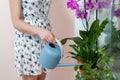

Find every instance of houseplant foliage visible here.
[60,0,119,79]
[104,22,120,54]
[104,7,120,54]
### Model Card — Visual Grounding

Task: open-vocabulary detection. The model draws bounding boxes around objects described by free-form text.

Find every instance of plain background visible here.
[0,0,76,80]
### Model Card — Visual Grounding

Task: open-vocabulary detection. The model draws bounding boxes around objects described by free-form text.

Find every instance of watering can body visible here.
[39,43,62,69]
[39,39,81,69]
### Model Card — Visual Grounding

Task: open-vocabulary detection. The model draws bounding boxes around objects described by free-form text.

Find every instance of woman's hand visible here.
[38,28,55,43]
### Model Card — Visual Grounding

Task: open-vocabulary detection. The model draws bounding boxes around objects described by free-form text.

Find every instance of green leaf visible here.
[79,30,88,39]
[71,56,80,60]
[69,44,79,53]
[74,66,78,71]
[89,19,99,33]
[88,19,100,43]
[60,38,68,45]
[88,19,109,44]
[109,56,115,62]
[61,37,82,45]
[69,52,77,56]
[71,37,83,45]
[100,18,109,31]
[98,46,107,55]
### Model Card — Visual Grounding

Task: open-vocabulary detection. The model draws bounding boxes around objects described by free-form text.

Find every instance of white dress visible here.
[14,0,51,76]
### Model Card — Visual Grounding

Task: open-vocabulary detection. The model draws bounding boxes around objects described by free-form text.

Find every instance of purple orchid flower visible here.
[92,0,112,10]
[114,9,120,17]
[67,0,79,10]
[76,9,88,19]
[94,2,100,10]
[99,0,112,8]
[86,0,94,10]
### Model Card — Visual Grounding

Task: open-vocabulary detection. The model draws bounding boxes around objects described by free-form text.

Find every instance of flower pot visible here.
[77,60,84,75]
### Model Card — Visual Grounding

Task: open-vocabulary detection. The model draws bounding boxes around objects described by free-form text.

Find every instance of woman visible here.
[9,0,55,80]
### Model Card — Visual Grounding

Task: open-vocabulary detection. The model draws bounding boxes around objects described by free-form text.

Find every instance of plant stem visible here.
[96,0,98,49]
[84,0,89,31]
[96,0,98,20]
[111,0,115,21]
[109,0,115,53]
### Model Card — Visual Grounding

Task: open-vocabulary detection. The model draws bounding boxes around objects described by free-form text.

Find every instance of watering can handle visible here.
[55,39,63,58]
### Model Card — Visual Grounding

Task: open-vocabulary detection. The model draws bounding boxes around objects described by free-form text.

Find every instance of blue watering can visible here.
[39,39,82,69]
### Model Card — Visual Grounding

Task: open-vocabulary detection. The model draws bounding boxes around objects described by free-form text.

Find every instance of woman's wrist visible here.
[33,27,42,36]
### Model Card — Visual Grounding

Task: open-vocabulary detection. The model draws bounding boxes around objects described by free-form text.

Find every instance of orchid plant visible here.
[61,0,120,79]
[67,0,120,30]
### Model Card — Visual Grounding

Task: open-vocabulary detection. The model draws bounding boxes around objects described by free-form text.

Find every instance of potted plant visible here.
[61,0,119,79]
[104,22,120,54]
[104,8,120,78]
[104,7,120,54]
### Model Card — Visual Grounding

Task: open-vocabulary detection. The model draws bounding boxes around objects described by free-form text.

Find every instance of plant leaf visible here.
[69,44,79,53]
[69,52,77,56]
[61,37,82,45]
[79,30,88,39]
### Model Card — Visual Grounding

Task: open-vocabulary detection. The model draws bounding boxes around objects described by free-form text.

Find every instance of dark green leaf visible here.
[74,66,78,71]
[69,52,77,56]
[60,38,68,45]
[100,18,109,30]
[79,30,88,39]
[61,37,82,45]
[90,19,99,33]
[69,44,80,53]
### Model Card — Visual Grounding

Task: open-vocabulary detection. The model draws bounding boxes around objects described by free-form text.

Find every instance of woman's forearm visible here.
[9,0,55,42]
[12,18,41,36]
[12,18,55,42]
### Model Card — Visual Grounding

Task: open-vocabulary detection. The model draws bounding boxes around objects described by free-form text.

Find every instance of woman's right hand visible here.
[37,28,55,43]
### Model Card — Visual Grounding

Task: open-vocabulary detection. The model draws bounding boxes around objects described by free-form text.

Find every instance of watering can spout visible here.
[57,63,82,67]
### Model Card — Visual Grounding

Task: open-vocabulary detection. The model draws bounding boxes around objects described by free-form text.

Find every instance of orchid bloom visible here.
[114,9,120,17]
[98,0,112,8]
[67,0,120,19]
[86,0,94,10]
[76,8,88,19]
[67,0,79,10]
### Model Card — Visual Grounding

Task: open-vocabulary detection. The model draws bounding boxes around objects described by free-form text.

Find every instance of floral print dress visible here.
[14,0,51,76]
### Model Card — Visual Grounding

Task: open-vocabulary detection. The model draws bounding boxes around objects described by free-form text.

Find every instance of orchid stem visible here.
[109,0,115,54]
[96,0,98,49]
[111,0,115,21]
[96,0,98,20]
[84,0,89,31]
